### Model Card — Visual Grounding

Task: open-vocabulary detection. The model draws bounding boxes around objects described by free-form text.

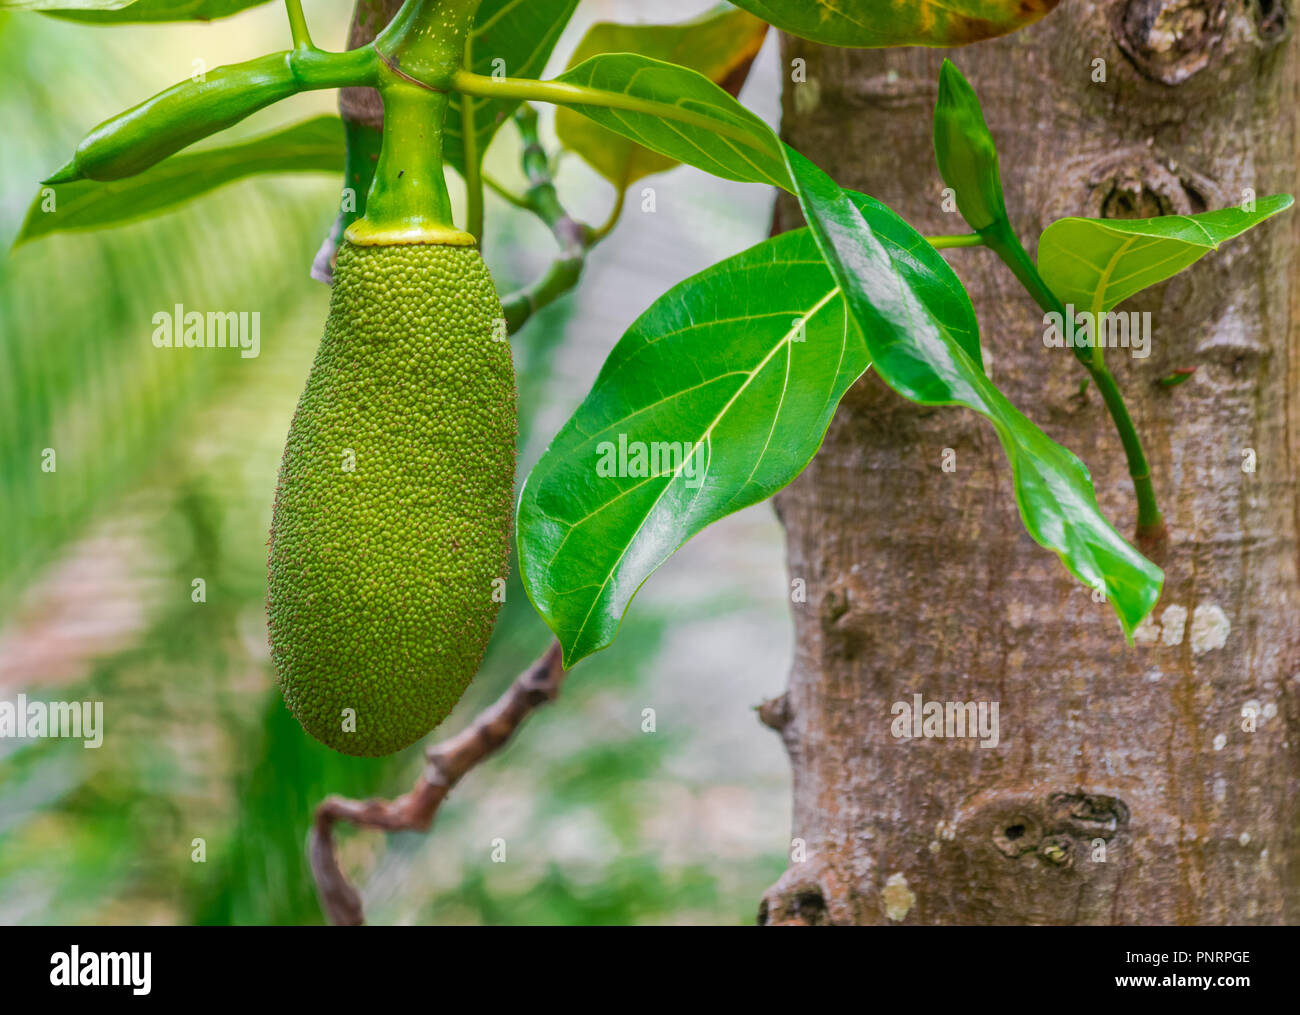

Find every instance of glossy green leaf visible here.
[729,0,1060,47]
[784,147,1162,637]
[1037,197,1294,313]
[540,56,1160,642]
[44,0,271,21]
[553,53,791,191]
[518,227,863,667]
[15,117,343,245]
[445,0,580,174]
[555,4,768,191]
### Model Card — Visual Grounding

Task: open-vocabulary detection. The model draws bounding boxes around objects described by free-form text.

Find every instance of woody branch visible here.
[310,641,567,926]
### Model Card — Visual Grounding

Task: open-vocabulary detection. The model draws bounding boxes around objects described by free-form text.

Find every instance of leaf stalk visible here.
[983,221,1164,540]
[284,0,314,51]
[927,233,984,249]
[460,30,484,242]
[450,70,770,152]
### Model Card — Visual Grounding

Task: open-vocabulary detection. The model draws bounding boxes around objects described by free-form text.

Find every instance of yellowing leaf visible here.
[556,4,768,192]
[731,0,1060,48]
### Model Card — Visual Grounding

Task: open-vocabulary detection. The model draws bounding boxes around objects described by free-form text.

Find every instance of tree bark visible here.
[762,0,1299,925]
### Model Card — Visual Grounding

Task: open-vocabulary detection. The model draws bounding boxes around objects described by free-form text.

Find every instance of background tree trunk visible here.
[761,0,1299,925]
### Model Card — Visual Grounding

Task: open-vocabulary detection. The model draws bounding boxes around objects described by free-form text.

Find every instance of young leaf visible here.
[444,0,580,174]
[1037,197,1294,313]
[15,117,343,245]
[518,229,862,667]
[933,59,1008,232]
[784,147,1162,638]
[555,5,768,192]
[43,0,270,21]
[552,53,791,190]
[729,0,1060,48]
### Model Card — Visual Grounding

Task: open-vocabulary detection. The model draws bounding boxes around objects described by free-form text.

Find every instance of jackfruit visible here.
[267,240,516,757]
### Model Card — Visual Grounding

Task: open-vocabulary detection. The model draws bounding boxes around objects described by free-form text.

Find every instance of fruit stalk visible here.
[348,0,483,245]
[345,67,473,246]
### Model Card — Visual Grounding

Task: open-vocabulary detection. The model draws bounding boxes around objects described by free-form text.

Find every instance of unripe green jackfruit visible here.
[267,240,516,757]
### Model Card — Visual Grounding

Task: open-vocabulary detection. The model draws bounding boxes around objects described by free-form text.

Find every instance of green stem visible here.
[350,1,484,244]
[286,46,381,90]
[451,70,770,152]
[340,119,384,229]
[1089,368,1162,533]
[461,32,484,242]
[982,221,1164,538]
[981,223,1081,357]
[376,0,483,90]
[927,233,984,249]
[589,194,624,243]
[499,106,619,333]
[284,0,313,50]
[483,173,532,209]
[348,66,470,245]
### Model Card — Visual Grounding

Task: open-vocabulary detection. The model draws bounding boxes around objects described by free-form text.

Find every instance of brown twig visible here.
[310,641,567,926]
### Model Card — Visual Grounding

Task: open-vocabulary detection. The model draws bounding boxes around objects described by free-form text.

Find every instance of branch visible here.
[498,105,622,333]
[310,641,567,926]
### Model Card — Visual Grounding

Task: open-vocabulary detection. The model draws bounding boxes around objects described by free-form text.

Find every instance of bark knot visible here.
[1113,0,1230,84]
[974,789,1130,865]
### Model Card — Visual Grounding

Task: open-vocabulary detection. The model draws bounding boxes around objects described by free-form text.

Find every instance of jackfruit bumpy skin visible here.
[267,241,516,757]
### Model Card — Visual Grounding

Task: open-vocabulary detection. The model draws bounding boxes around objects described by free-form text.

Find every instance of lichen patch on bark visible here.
[1190,604,1230,655]
[882,873,915,922]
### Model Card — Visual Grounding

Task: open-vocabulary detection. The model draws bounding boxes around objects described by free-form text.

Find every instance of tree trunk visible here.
[761,0,1299,926]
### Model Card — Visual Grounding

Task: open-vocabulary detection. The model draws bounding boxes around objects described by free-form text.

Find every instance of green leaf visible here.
[784,146,1162,638]
[15,117,343,245]
[43,0,272,20]
[537,56,1159,641]
[555,4,768,191]
[1037,197,1294,313]
[445,0,580,174]
[518,227,864,667]
[729,0,1061,47]
[552,53,791,191]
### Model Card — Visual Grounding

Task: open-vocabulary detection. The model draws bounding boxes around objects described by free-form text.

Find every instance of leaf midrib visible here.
[553,284,843,650]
